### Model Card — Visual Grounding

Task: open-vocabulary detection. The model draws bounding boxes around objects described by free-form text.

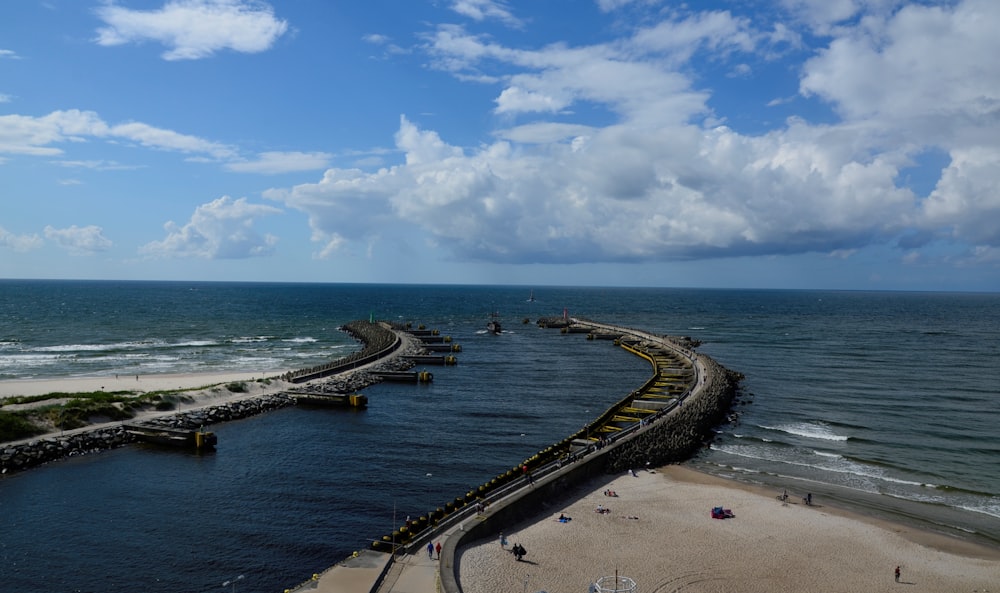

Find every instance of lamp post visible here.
[223,574,244,593]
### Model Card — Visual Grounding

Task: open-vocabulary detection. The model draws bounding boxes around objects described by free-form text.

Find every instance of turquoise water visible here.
[0,281,998,592]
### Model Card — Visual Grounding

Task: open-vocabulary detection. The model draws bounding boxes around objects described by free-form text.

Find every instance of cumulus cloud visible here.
[95,0,288,60]
[225,151,332,174]
[0,227,43,252]
[43,225,113,255]
[269,116,918,264]
[265,0,1000,268]
[141,196,282,259]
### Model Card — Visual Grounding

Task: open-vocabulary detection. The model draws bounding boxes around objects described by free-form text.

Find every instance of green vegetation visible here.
[0,410,46,442]
[0,390,197,443]
[226,382,248,393]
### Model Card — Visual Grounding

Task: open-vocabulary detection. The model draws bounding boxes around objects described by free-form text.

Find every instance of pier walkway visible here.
[294,318,714,593]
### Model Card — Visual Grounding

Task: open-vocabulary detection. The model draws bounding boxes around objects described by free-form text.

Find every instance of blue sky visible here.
[2,0,999,291]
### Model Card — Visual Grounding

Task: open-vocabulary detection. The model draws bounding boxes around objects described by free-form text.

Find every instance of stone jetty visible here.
[0,320,425,474]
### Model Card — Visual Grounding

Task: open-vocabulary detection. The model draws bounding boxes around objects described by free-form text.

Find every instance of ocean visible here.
[1,280,998,593]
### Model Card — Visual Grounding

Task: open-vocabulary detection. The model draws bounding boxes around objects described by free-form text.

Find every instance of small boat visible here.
[487,311,502,335]
[527,289,535,302]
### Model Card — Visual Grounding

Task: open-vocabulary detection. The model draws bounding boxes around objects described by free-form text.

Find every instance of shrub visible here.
[0,411,44,442]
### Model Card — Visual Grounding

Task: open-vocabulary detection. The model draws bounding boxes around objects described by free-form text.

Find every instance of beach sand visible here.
[0,371,296,446]
[457,465,1000,593]
[0,370,287,399]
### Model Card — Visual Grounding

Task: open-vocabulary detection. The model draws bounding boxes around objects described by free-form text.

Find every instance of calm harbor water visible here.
[1,281,998,593]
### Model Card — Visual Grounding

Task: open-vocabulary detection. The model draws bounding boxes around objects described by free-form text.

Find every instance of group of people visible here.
[499,532,528,561]
[510,543,527,561]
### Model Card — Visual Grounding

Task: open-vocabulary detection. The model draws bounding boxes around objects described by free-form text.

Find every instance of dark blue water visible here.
[1,281,998,593]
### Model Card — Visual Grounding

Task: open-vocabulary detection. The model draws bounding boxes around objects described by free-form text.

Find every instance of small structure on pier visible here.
[592,574,637,593]
[289,392,368,408]
[124,423,217,450]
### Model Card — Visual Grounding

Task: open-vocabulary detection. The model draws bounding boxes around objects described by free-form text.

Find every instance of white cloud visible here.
[0,227,43,252]
[267,115,919,265]
[801,0,1000,132]
[596,0,638,11]
[425,24,716,125]
[95,0,289,60]
[495,122,595,144]
[55,159,143,171]
[0,49,21,59]
[0,93,11,103]
[43,225,113,255]
[450,0,523,28]
[225,151,332,174]
[0,109,237,160]
[141,196,282,259]
[109,120,238,159]
[918,147,1000,246]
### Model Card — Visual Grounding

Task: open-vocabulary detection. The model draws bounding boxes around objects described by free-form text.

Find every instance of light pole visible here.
[223,574,244,593]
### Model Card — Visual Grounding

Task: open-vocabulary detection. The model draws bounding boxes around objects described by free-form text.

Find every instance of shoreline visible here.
[456,464,1000,593]
[688,459,1000,552]
[0,370,289,399]
[672,464,1000,560]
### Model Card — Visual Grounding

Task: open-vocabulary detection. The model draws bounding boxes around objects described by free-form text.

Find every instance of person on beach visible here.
[435,541,442,559]
[499,532,508,548]
[427,541,434,559]
[895,566,900,582]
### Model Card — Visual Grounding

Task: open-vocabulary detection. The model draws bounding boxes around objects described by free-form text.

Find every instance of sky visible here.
[2,0,999,291]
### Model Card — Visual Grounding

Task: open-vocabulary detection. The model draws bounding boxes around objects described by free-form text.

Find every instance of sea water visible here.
[0,281,997,593]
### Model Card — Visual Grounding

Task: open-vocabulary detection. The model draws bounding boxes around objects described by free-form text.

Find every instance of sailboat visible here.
[527,289,535,302]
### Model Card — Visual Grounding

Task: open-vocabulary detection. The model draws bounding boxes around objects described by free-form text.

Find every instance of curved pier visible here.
[296,317,743,593]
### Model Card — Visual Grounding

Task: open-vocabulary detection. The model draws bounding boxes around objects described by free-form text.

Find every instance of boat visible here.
[527,289,535,302]
[487,311,502,335]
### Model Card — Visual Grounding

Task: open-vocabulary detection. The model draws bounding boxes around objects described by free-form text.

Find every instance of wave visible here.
[282,337,318,344]
[709,443,935,489]
[758,422,849,442]
[27,339,222,353]
[812,450,842,459]
[731,433,790,447]
[230,336,273,344]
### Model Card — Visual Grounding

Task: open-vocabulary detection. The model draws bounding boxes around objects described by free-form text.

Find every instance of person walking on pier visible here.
[427,541,434,559]
[435,541,442,559]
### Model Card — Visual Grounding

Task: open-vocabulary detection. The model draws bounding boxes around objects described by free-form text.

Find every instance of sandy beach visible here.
[457,465,1000,593]
[0,370,288,399]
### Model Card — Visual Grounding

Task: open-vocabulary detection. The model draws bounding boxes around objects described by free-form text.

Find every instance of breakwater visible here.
[0,394,295,473]
[346,318,743,593]
[0,320,424,474]
[283,321,403,383]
